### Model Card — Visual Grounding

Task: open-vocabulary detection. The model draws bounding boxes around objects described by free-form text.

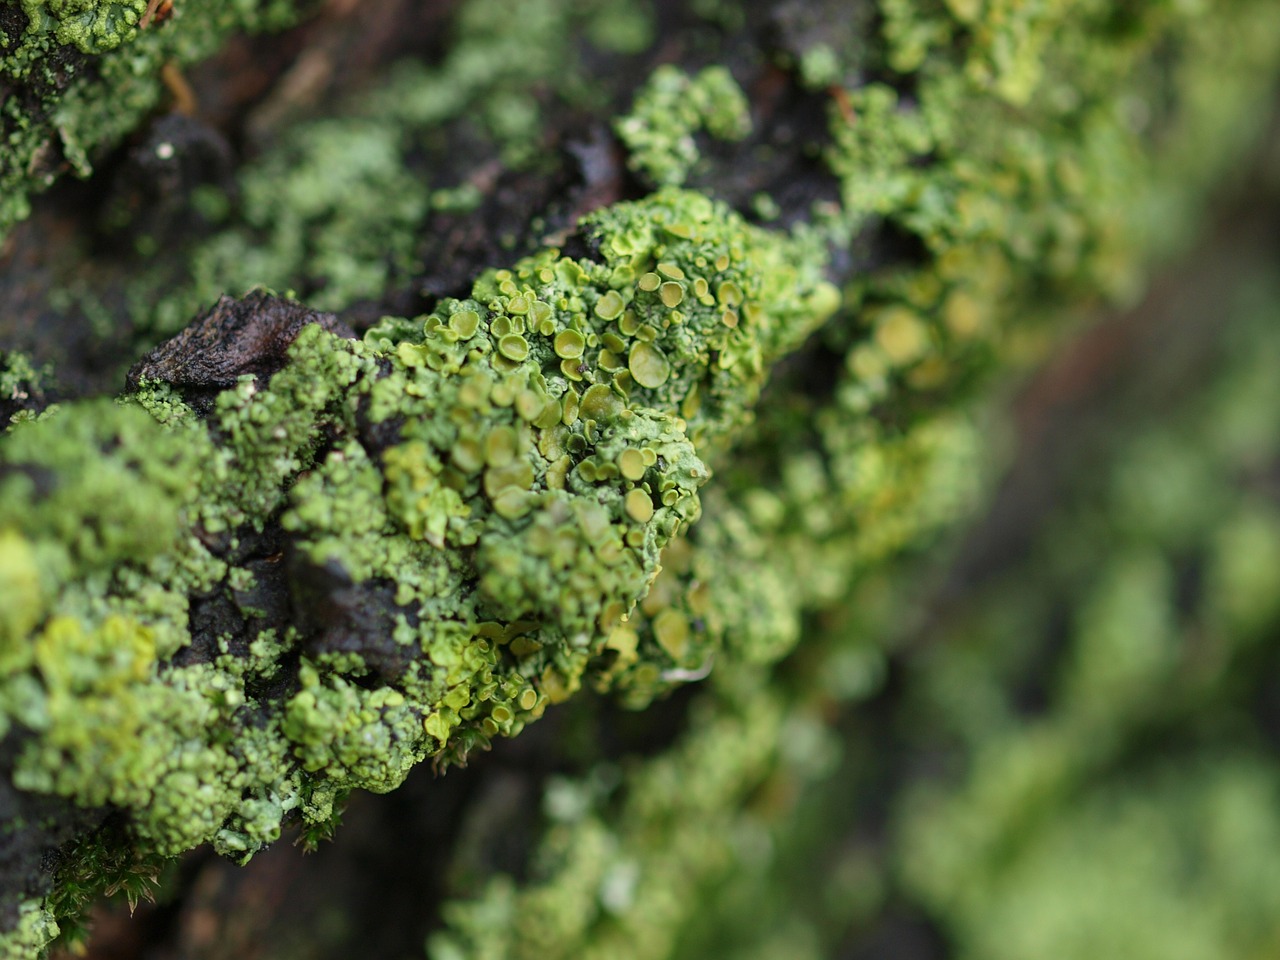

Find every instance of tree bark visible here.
[1,0,1279,957]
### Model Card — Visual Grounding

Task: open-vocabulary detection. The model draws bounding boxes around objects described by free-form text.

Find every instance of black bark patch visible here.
[288,554,422,686]
[96,113,237,245]
[0,738,105,932]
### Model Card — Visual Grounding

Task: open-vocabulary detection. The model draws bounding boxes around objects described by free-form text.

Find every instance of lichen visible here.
[428,169,1280,960]
[0,0,306,239]
[55,0,660,360]
[18,0,147,55]
[4,0,1280,952]
[614,65,753,188]
[0,352,55,428]
[0,187,837,950]
[422,0,1280,956]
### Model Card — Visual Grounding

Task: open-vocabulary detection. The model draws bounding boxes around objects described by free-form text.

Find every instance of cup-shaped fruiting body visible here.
[0,188,839,943]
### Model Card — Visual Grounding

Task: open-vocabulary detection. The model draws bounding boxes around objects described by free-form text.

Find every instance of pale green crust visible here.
[2,0,1280,954]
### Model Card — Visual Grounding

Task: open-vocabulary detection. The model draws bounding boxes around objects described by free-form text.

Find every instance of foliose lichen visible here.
[421,0,1280,956]
[4,0,1280,953]
[614,65,753,188]
[0,187,836,952]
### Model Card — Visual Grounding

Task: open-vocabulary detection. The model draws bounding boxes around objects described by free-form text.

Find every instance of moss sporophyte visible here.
[0,188,837,946]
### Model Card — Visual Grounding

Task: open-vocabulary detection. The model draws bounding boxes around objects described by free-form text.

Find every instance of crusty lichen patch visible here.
[1,0,305,237]
[0,187,837,951]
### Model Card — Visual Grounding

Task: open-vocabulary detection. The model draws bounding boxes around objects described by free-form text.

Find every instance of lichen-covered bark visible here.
[1,0,1280,956]
[0,0,308,237]
[0,188,836,950]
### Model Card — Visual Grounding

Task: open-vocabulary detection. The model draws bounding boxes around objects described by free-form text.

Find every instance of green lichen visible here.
[12,614,238,858]
[891,281,1280,956]
[429,182,1280,960]
[423,0,1280,955]
[4,0,1280,952]
[0,353,52,424]
[60,0,660,352]
[614,65,752,187]
[0,0,306,238]
[0,187,837,951]
[282,662,423,792]
[0,902,60,960]
[18,0,147,55]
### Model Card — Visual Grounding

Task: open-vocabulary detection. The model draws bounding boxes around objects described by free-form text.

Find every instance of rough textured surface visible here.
[126,291,355,394]
[0,189,838,952]
[0,0,1279,956]
[0,0,306,238]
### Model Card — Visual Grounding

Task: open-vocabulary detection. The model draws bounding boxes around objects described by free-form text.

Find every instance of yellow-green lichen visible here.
[6,0,1280,950]
[615,65,753,187]
[1,0,304,238]
[0,184,842,948]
